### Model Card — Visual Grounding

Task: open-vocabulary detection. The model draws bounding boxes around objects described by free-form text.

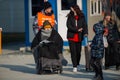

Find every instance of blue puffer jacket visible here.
[91,22,104,59]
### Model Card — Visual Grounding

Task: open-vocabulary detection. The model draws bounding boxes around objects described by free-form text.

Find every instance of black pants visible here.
[105,42,120,67]
[90,57,103,79]
[69,41,82,67]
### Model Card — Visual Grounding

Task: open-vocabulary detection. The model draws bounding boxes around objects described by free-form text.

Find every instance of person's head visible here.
[44,1,53,15]
[43,20,52,30]
[70,5,81,14]
[103,12,112,26]
[104,12,111,22]
[67,5,84,18]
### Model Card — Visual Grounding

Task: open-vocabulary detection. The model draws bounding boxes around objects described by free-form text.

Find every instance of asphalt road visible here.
[0,50,120,80]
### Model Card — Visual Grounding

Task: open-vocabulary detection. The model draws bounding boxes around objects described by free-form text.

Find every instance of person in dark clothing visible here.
[31,21,67,74]
[90,21,105,80]
[104,14,120,70]
[112,0,120,40]
[66,5,88,72]
[90,13,117,80]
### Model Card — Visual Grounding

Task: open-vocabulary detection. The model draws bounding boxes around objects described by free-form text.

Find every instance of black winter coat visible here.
[107,22,120,43]
[91,22,104,59]
[66,15,88,41]
[105,22,120,66]
[31,29,63,59]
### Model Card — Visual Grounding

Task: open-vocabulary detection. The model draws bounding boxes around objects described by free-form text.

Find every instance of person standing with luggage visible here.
[66,5,88,72]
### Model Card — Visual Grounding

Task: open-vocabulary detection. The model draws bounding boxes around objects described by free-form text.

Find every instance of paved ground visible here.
[0,43,120,80]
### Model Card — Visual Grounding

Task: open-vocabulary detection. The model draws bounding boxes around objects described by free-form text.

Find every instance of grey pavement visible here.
[2,42,26,54]
[0,43,120,80]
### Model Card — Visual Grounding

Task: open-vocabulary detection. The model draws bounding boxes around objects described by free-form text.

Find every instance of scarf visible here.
[41,29,52,40]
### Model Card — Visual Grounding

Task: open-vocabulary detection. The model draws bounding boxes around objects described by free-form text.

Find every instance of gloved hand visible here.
[39,40,54,47]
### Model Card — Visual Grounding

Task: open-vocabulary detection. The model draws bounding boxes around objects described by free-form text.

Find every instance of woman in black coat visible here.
[105,20,120,70]
[66,5,88,72]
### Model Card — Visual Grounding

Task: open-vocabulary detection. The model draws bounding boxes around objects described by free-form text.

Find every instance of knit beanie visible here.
[44,1,52,10]
[43,20,52,28]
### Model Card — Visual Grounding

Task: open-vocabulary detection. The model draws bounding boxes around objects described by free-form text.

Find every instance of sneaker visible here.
[73,67,77,72]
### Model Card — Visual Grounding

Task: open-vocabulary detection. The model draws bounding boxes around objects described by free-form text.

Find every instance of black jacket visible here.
[107,22,120,43]
[31,29,63,59]
[66,15,88,41]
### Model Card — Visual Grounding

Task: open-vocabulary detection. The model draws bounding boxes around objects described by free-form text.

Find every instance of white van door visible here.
[57,0,82,41]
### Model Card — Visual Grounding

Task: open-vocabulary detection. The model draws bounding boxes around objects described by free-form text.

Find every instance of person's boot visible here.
[96,75,104,80]
[96,68,104,80]
[86,66,94,72]
[93,73,98,78]
[116,65,120,70]
[93,69,98,78]
[86,68,89,71]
